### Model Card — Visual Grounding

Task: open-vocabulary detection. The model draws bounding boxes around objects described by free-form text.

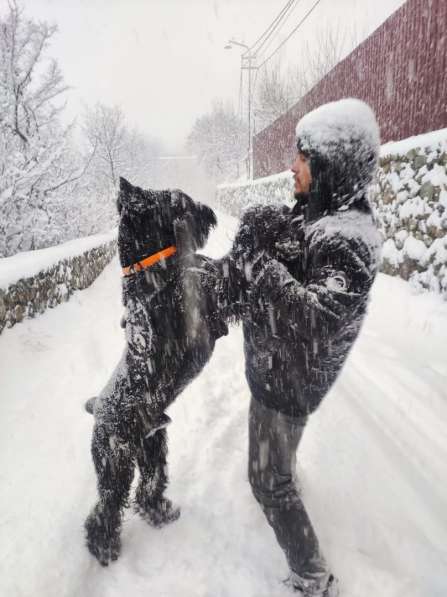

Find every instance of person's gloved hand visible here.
[232,204,290,262]
[274,215,305,262]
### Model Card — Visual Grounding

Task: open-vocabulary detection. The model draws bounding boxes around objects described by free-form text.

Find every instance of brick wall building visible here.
[253,0,447,178]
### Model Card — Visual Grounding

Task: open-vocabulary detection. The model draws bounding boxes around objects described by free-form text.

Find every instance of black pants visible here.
[248,397,327,579]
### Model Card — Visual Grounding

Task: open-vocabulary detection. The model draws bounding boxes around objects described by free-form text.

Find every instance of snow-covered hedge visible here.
[216,171,294,216]
[0,230,117,333]
[216,129,447,298]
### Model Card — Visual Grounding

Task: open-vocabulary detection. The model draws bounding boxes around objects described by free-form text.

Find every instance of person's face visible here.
[291,152,312,195]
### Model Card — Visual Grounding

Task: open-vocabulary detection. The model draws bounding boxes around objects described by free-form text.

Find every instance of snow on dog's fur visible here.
[85,178,228,566]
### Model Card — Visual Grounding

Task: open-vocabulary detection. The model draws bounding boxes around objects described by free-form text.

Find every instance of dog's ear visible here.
[117,177,132,214]
[117,177,134,214]
[120,176,133,196]
[118,177,158,213]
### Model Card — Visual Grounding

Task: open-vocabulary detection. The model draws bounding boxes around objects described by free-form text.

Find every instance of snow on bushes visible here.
[216,128,447,298]
[377,129,447,296]
[216,170,294,216]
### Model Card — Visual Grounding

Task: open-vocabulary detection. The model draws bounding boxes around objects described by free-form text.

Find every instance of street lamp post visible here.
[225,39,257,179]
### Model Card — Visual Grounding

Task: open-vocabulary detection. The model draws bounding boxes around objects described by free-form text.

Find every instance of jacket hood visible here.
[295,98,380,218]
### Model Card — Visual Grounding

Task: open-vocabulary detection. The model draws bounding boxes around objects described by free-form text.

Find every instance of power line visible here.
[255,0,304,60]
[250,0,303,104]
[249,0,302,135]
[257,0,324,70]
[248,0,296,55]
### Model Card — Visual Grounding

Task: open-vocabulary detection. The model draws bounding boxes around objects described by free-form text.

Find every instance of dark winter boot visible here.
[285,572,339,596]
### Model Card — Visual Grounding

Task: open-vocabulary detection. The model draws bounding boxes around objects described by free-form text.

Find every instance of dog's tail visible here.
[84,396,97,415]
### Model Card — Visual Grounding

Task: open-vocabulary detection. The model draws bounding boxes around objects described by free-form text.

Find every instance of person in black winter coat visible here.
[227,99,382,596]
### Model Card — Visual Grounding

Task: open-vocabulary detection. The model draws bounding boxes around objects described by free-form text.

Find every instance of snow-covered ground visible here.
[1,210,446,597]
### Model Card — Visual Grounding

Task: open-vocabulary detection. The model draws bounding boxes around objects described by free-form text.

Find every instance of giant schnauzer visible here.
[85,177,228,566]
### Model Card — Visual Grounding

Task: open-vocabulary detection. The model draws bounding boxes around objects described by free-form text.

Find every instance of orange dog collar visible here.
[122,245,177,277]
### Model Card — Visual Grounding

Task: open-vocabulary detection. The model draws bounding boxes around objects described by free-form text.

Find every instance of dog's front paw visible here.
[85,510,122,566]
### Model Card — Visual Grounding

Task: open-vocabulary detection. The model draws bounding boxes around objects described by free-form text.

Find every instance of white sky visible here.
[7,0,406,151]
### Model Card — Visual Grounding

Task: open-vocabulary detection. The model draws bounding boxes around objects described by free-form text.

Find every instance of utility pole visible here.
[225,40,258,179]
[247,52,252,179]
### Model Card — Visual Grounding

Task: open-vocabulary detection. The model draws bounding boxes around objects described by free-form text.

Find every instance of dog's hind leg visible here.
[85,424,134,566]
[134,428,181,527]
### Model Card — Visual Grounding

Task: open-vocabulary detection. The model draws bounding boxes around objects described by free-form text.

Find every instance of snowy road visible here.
[1,211,446,597]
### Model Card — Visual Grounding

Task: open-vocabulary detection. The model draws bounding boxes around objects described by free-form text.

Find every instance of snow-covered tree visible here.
[123,126,162,189]
[289,25,357,106]
[186,101,246,184]
[82,103,127,198]
[81,102,163,228]
[253,26,358,134]
[0,1,86,256]
[253,58,292,133]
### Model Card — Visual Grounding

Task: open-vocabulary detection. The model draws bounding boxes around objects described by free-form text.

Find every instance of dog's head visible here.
[117,177,217,268]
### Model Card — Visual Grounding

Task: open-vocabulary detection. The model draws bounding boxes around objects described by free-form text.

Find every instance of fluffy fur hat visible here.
[295,98,380,212]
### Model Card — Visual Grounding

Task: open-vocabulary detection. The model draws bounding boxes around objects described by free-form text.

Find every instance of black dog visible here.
[85,177,228,566]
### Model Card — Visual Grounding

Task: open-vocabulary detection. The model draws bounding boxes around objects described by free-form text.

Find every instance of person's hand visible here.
[232,204,290,261]
[273,215,304,262]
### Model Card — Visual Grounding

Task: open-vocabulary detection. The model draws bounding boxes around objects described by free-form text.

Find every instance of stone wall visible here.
[216,130,447,298]
[377,134,447,295]
[0,232,117,334]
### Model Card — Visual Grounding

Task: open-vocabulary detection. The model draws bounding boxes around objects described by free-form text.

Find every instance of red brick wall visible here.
[253,0,447,178]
